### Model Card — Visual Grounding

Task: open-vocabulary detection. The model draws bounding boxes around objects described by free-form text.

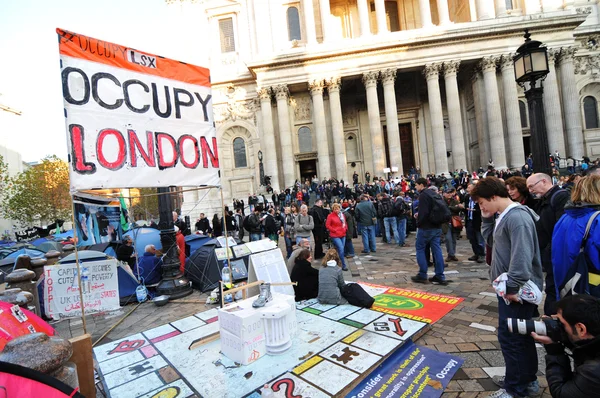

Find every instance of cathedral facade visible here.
[171,0,600,218]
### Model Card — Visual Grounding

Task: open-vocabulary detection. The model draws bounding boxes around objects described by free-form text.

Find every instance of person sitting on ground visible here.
[286,238,310,276]
[136,244,162,285]
[318,248,347,305]
[291,249,319,302]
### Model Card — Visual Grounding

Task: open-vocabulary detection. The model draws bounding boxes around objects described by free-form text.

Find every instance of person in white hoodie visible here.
[471,177,543,398]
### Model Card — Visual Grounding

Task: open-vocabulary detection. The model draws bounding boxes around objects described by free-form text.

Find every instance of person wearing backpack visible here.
[411,178,448,285]
[552,175,600,299]
[393,191,409,247]
[526,173,570,315]
[378,193,400,245]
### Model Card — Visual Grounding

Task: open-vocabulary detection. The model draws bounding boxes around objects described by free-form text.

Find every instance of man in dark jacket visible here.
[463,182,485,263]
[411,178,447,285]
[246,206,264,242]
[355,194,377,254]
[310,199,328,259]
[533,294,600,398]
[526,173,569,315]
[195,213,212,235]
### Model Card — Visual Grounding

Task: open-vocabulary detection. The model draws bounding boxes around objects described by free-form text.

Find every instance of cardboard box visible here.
[219,328,266,365]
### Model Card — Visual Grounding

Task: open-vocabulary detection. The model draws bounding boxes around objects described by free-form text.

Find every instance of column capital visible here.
[558,47,578,63]
[273,84,289,100]
[381,69,397,85]
[309,79,325,95]
[547,48,560,64]
[499,54,515,71]
[257,87,272,101]
[325,77,342,93]
[362,71,380,88]
[423,63,442,80]
[470,70,482,83]
[443,60,460,77]
[479,56,499,73]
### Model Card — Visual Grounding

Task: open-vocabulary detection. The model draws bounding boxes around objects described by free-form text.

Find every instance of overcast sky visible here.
[0,0,209,162]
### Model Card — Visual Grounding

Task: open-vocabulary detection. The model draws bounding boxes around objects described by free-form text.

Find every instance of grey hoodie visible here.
[481,204,544,295]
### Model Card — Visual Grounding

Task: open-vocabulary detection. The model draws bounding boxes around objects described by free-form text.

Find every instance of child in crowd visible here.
[290,249,319,302]
[317,249,347,305]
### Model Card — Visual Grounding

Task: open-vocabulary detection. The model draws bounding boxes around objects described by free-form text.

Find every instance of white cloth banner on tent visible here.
[44,259,120,317]
[57,28,220,190]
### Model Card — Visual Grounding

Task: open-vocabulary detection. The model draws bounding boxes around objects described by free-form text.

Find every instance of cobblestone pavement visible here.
[54,231,552,398]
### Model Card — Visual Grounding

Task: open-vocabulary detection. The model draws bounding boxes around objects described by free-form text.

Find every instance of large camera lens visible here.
[507,318,564,342]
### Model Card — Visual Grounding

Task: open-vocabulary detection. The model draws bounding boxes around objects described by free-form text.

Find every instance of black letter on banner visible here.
[151,84,171,118]
[62,67,90,105]
[92,73,123,110]
[194,93,212,122]
[155,132,179,170]
[96,129,127,170]
[200,137,219,168]
[178,135,199,169]
[129,130,155,167]
[173,88,194,119]
[123,80,150,113]
[69,124,96,174]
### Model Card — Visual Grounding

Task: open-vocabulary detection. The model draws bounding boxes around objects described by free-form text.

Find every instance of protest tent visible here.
[124,227,162,253]
[36,241,64,253]
[58,250,142,305]
[185,238,222,292]
[185,234,212,255]
[0,362,84,398]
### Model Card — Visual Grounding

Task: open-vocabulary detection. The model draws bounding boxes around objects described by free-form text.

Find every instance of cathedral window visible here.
[219,17,235,53]
[584,96,599,129]
[287,7,301,41]
[298,126,312,153]
[233,137,247,168]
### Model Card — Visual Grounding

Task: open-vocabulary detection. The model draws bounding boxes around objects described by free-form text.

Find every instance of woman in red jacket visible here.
[326,203,349,271]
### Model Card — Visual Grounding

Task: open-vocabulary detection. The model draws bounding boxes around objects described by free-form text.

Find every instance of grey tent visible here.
[36,241,63,253]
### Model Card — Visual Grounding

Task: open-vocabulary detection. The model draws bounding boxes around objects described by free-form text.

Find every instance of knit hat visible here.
[342,202,349,209]
[327,260,337,267]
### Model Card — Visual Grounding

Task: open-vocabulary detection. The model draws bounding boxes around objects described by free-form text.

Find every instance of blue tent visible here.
[54,230,74,239]
[59,250,141,305]
[7,248,46,264]
[185,234,212,255]
[31,237,49,247]
[124,227,162,253]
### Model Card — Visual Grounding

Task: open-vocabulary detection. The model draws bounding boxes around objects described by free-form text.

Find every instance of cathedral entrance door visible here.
[299,160,317,183]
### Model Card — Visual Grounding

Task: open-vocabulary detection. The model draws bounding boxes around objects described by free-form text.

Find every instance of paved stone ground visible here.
[53,231,552,398]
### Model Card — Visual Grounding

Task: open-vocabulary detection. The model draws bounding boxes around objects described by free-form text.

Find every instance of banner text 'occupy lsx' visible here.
[57,28,220,191]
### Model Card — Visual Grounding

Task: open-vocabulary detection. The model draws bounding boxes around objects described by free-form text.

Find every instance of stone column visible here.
[374,0,389,34]
[471,71,490,167]
[480,56,507,169]
[381,69,403,175]
[424,63,449,175]
[326,77,347,180]
[273,85,296,188]
[258,87,281,191]
[319,0,332,42]
[302,0,317,45]
[543,49,567,160]
[357,0,371,36]
[475,0,494,19]
[437,0,452,24]
[499,55,526,169]
[363,71,386,175]
[495,0,508,17]
[309,79,332,179]
[558,47,585,159]
[419,0,433,27]
[443,61,467,171]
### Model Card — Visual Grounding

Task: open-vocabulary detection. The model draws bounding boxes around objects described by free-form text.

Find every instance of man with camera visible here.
[531,294,600,397]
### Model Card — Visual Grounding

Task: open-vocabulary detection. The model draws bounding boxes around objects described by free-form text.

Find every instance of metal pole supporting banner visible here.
[70,199,88,334]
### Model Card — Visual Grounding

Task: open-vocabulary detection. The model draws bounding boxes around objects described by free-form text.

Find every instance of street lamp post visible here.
[156,187,193,299]
[513,29,552,176]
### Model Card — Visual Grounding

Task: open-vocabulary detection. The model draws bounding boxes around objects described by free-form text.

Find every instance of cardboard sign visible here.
[57,28,219,190]
[346,341,464,398]
[249,249,294,296]
[44,259,120,317]
[360,282,463,324]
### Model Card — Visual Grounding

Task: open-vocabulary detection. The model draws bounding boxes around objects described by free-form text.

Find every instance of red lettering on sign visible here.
[271,379,302,398]
[128,129,155,167]
[108,339,145,355]
[69,124,96,174]
[178,135,200,168]
[156,132,178,169]
[389,317,407,337]
[97,128,126,169]
[200,136,219,168]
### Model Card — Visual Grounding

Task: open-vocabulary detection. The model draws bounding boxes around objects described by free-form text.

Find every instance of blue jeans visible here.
[344,237,355,257]
[416,228,445,280]
[360,224,376,253]
[384,217,400,244]
[445,227,458,257]
[497,296,538,397]
[396,218,407,246]
[284,236,293,258]
[331,237,347,269]
[466,221,485,256]
[250,233,261,242]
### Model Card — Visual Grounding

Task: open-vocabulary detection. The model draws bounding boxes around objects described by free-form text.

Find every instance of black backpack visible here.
[341,283,374,308]
[428,193,452,225]
[392,198,407,217]
[242,215,251,231]
[378,198,394,218]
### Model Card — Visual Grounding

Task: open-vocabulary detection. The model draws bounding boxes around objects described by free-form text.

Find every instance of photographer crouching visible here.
[529,295,600,397]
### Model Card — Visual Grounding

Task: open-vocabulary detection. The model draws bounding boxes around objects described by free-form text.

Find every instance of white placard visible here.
[215,248,233,261]
[44,259,120,317]
[383,168,391,173]
[216,236,237,248]
[232,244,251,258]
[57,28,219,190]
[391,167,398,172]
[248,249,294,296]
[245,238,277,253]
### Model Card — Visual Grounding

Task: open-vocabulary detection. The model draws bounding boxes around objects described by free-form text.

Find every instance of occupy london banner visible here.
[72,193,125,246]
[57,28,220,191]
